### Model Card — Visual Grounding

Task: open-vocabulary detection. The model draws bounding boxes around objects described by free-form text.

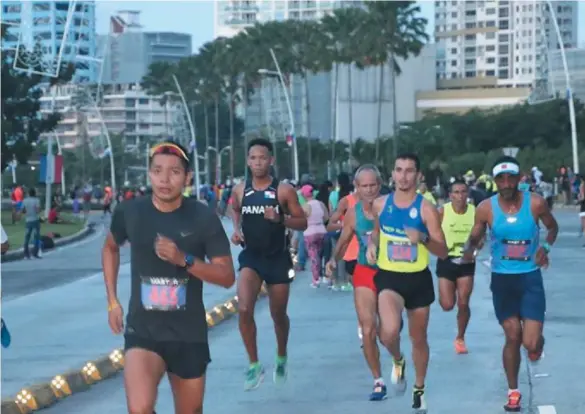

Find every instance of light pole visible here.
[545,0,579,173]
[258,48,299,181]
[172,75,201,199]
[207,145,231,184]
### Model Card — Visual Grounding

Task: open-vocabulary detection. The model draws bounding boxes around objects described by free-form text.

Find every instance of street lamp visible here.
[545,0,579,173]
[207,145,231,184]
[258,48,299,181]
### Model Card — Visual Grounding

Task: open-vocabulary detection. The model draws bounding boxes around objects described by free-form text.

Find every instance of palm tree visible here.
[364,1,429,160]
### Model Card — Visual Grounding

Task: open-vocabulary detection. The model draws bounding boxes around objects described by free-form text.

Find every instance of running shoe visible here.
[310,281,319,288]
[369,381,387,401]
[412,387,427,413]
[454,338,468,354]
[340,283,353,292]
[528,336,545,362]
[244,363,265,391]
[504,390,521,412]
[273,356,288,385]
[391,355,407,394]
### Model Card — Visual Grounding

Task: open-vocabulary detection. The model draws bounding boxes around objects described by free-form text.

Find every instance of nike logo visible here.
[180,231,193,237]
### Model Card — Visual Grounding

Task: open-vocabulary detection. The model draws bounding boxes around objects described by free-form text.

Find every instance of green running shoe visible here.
[273,355,288,385]
[244,362,265,391]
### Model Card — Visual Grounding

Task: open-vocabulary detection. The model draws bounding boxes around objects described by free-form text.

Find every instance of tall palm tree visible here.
[364,1,429,159]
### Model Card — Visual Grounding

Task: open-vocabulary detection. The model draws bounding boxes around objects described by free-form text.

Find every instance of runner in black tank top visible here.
[230,138,307,391]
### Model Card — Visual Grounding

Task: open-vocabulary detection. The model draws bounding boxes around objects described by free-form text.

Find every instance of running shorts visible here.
[374,267,435,310]
[124,335,210,379]
[436,257,476,282]
[579,200,585,217]
[490,269,546,324]
[353,264,377,292]
[238,249,293,285]
[344,259,357,276]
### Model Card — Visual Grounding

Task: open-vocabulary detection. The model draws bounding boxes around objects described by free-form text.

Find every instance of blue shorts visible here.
[490,269,546,324]
[13,201,23,211]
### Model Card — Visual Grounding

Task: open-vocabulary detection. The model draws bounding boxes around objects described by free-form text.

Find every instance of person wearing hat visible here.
[462,156,558,412]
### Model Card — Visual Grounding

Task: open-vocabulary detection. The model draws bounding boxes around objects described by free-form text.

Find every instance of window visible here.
[486,45,496,51]
[451,48,458,54]
[486,20,496,27]
[498,34,509,42]
[465,34,476,41]
[498,45,509,54]
[499,20,509,30]
[465,59,475,65]
[486,57,496,64]
[138,98,149,105]
[465,71,476,77]
[486,32,495,39]
[125,99,135,108]
[486,70,495,76]
[451,60,457,66]
[4,4,21,13]
[500,57,509,65]
[465,10,476,17]
[499,69,509,79]
[486,8,496,14]
[499,8,509,17]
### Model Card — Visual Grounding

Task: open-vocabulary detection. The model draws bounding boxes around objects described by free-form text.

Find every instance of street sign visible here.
[502,147,519,157]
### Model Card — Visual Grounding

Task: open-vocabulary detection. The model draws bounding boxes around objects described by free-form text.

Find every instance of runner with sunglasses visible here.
[102,140,235,414]
[231,138,307,391]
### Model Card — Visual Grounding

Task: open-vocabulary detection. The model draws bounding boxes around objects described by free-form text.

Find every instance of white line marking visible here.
[538,405,557,414]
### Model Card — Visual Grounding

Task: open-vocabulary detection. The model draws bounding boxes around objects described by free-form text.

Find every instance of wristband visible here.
[542,242,551,253]
[108,302,120,312]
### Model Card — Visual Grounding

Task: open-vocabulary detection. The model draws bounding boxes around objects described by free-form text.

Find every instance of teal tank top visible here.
[355,201,375,266]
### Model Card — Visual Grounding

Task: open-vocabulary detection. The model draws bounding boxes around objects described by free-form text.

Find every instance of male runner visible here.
[102,141,235,414]
[462,156,558,412]
[436,179,477,354]
[325,165,388,401]
[366,153,448,413]
[230,138,307,391]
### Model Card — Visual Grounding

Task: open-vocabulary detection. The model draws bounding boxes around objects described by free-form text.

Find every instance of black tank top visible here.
[240,177,288,256]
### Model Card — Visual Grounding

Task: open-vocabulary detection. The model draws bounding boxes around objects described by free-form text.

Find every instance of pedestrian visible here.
[22,188,41,259]
[301,184,328,287]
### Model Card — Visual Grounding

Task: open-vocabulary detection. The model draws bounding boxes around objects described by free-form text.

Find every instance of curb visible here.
[0,223,96,263]
[0,285,269,413]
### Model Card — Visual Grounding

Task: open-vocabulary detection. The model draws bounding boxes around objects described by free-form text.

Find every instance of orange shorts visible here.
[353,263,377,292]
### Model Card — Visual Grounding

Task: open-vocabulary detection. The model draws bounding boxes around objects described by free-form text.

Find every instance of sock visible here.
[393,355,404,364]
[414,384,425,391]
[250,361,261,369]
[508,388,519,395]
[374,377,385,385]
[276,355,287,364]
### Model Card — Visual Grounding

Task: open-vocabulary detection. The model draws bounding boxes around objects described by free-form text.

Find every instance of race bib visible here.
[140,277,188,311]
[387,241,418,263]
[501,239,531,261]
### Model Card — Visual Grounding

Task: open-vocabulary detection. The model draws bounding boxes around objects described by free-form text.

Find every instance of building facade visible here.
[97,11,192,85]
[548,48,585,102]
[434,0,579,90]
[1,0,97,83]
[39,83,183,150]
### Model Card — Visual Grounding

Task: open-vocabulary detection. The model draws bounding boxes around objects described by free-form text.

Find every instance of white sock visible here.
[508,388,519,395]
[374,377,385,385]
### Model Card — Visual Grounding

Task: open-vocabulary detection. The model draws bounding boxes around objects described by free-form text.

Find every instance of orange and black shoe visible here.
[528,336,545,362]
[504,390,522,412]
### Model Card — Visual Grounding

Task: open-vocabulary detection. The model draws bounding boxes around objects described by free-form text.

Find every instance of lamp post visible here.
[258,48,299,181]
[545,0,579,173]
[207,145,231,184]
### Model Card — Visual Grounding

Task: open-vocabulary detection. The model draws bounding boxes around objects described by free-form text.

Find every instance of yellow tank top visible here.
[376,194,429,273]
[441,202,475,257]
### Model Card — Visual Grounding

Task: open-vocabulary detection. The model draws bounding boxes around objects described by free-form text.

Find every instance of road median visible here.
[0,286,267,414]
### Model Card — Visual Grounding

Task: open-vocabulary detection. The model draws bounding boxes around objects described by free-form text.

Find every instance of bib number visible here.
[387,241,418,263]
[501,239,531,261]
[141,277,187,311]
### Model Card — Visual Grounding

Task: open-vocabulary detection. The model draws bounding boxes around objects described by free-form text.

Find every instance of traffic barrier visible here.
[0,291,268,412]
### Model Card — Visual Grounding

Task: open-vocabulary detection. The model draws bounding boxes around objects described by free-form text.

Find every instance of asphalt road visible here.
[33,209,584,414]
[1,217,242,398]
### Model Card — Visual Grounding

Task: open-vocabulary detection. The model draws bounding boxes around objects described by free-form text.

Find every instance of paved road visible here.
[39,210,583,413]
[1,218,241,398]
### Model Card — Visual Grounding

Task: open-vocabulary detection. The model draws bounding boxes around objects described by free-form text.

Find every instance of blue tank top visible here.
[490,192,539,274]
[355,201,375,266]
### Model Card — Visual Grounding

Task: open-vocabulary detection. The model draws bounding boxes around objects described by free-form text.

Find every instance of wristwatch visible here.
[542,242,552,254]
[420,234,430,244]
[182,254,195,270]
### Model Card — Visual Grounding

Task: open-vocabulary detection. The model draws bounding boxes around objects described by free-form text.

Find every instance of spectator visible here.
[22,187,41,259]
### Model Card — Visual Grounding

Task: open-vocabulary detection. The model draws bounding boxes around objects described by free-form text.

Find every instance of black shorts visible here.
[124,335,210,379]
[374,267,435,310]
[344,259,357,275]
[238,249,293,285]
[436,257,476,282]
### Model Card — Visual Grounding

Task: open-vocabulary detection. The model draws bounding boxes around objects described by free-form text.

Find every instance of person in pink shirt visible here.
[301,185,329,287]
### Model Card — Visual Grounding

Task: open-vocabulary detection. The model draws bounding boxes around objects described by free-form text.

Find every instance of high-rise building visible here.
[213,0,361,38]
[1,0,97,83]
[434,0,579,89]
[96,11,192,85]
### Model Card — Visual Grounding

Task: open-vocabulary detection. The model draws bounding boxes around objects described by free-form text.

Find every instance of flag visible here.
[39,154,63,184]
[285,134,294,147]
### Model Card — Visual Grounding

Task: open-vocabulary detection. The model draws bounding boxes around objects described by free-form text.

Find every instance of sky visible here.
[95,0,585,52]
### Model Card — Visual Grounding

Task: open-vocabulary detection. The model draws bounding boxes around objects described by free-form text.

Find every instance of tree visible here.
[1,23,75,171]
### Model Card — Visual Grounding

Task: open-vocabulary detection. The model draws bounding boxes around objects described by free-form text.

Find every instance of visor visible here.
[149,143,189,161]
[492,162,520,177]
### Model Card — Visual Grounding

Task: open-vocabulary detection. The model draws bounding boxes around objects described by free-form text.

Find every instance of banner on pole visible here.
[39,155,63,184]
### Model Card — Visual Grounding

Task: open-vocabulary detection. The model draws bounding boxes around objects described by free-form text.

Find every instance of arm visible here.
[101,204,127,307]
[330,207,356,262]
[369,197,384,247]
[464,199,490,253]
[280,183,308,231]
[185,213,235,288]
[437,206,444,223]
[532,194,558,246]
[230,182,244,232]
[421,200,449,259]
[326,197,348,232]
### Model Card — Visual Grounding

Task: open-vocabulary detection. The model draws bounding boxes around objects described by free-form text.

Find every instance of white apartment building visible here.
[39,83,183,150]
[435,0,579,90]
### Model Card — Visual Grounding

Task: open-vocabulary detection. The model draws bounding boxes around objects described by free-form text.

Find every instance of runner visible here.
[366,153,448,413]
[102,140,235,414]
[462,156,558,412]
[436,179,477,354]
[325,164,388,401]
[230,138,307,391]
